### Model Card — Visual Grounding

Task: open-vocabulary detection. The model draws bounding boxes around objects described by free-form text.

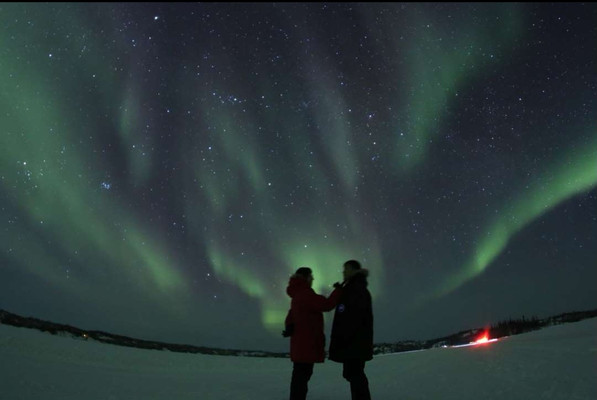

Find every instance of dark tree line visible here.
[0,309,286,357]
[489,315,543,337]
[375,309,597,355]
[2,308,597,357]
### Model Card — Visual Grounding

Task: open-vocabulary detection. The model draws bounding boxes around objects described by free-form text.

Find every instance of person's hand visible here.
[282,324,294,337]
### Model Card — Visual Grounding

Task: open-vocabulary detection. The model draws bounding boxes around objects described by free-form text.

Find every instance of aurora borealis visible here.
[1,3,595,351]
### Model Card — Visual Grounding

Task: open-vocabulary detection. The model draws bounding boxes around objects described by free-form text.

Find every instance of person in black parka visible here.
[329,260,373,400]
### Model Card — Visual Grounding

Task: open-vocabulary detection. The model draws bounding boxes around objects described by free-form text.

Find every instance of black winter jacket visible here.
[328,269,373,362]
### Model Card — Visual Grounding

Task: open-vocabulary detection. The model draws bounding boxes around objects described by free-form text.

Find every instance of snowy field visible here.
[1,318,596,400]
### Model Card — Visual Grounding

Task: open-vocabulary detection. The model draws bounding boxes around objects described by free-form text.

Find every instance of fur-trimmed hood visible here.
[286,275,311,298]
[353,269,369,278]
[347,268,369,287]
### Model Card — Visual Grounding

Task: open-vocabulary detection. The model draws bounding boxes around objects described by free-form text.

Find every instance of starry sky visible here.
[1,3,596,352]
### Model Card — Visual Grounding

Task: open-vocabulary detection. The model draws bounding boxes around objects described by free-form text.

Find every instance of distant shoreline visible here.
[2,307,596,357]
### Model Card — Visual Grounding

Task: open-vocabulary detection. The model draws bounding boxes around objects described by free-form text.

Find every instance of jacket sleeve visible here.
[304,287,341,312]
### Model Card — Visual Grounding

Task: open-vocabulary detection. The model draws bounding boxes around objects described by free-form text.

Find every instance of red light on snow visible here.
[475,334,489,344]
[472,331,499,345]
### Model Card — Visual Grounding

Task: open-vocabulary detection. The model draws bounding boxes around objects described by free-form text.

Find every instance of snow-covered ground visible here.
[1,318,596,400]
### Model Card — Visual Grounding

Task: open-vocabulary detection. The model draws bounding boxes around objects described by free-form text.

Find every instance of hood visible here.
[348,268,369,287]
[286,275,311,298]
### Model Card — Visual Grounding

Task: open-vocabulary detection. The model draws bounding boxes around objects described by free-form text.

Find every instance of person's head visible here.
[295,267,314,287]
[343,259,361,281]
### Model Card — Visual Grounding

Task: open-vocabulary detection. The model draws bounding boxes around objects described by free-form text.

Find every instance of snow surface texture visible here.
[1,318,596,400]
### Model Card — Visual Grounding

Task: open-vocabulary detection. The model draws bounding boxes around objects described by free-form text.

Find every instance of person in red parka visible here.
[284,267,341,400]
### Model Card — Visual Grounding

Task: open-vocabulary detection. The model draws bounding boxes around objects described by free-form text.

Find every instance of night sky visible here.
[1,3,595,352]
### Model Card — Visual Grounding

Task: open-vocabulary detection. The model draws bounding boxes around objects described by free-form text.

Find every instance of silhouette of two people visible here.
[285,260,373,400]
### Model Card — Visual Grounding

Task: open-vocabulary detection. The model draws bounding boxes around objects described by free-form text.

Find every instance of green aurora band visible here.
[183,80,385,332]
[380,4,524,172]
[0,5,188,318]
[1,3,594,339]
[186,4,528,330]
[434,132,597,299]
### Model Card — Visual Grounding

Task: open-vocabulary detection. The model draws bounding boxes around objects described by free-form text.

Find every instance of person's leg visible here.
[290,362,314,400]
[343,361,371,400]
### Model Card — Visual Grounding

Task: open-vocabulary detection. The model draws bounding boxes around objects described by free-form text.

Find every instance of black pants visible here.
[343,361,371,400]
[290,362,314,400]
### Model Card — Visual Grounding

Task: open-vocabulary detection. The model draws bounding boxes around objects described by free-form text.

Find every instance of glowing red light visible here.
[476,334,489,344]
[471,330,497,345]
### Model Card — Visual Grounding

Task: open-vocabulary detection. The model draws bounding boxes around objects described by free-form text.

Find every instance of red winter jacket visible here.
[286,276,341,363]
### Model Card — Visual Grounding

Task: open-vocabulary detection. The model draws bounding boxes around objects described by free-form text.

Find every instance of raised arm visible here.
[304,287,341,312]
